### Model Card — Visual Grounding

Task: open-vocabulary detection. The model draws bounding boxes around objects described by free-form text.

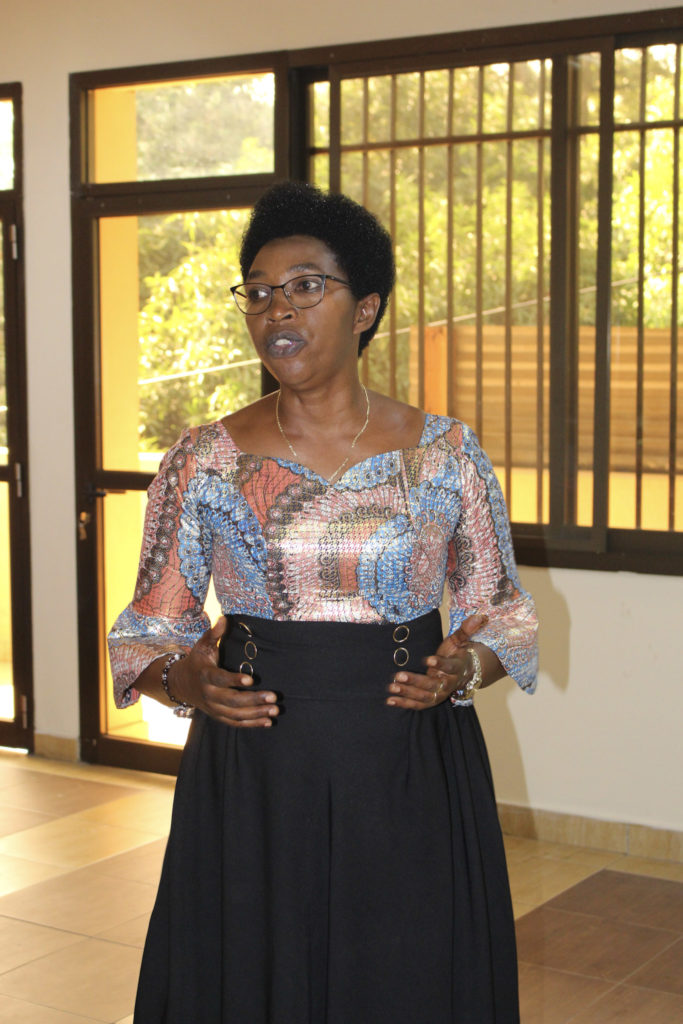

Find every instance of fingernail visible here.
[390,683,400,693]
[264,720,272,727]
[396,673,408,682]
[264,693,277,703]
[268,707,278,716]
[387,698,396,706]
[241,677,252,686]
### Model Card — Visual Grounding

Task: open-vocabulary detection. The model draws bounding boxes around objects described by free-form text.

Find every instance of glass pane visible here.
[481,64,509,135]
[103,491,222,746]
[576,133,600,526]
[575,52,601,127]
[452,66,479,136]
[308,81,329,149]
[0,221,7,462]
[0,100,13,190]
[89,73,275,183]
[99,208,261,473]
[644,45,677,122]
[614,48,643,124]
[0,483,13,721]
[611,92,682,530]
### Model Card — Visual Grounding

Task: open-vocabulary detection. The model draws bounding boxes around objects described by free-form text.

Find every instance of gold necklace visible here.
[275,384,371,484]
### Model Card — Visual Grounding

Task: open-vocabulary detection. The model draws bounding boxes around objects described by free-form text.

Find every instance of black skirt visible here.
[134,611,519,1023]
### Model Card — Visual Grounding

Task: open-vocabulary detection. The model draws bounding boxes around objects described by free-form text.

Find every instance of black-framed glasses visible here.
[230,273,351,315]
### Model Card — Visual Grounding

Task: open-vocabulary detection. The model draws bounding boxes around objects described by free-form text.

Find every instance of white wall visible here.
[1,0,681,830]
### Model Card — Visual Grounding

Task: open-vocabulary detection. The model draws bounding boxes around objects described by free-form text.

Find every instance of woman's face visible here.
[242,235,373,388]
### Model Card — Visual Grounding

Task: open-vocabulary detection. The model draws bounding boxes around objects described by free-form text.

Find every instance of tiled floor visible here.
[0,749,681,1022]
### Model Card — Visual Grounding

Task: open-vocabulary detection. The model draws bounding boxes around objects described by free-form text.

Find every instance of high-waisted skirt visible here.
[134,610,519,1023]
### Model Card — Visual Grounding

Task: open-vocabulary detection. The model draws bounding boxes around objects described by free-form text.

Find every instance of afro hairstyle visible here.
[239,181,395,354]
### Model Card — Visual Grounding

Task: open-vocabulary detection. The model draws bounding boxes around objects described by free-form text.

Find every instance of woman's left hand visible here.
[386,613,486,710]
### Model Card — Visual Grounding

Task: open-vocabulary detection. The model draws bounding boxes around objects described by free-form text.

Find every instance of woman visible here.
[109,181,538,1023]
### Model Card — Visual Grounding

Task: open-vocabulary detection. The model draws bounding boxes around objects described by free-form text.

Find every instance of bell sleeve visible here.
[445,424,538,693]
[107,429,212,709]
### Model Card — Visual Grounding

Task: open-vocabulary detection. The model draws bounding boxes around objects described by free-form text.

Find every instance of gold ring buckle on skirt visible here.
[393,647,409,667]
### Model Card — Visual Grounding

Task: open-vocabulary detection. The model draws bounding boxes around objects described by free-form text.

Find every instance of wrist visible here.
[450,646,483,706]
[160,652,193,717]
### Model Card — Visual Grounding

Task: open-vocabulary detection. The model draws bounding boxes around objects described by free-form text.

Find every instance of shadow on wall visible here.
[472,564,571,808]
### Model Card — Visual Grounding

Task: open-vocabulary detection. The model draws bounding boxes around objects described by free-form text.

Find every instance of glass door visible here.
[71,62,285,772]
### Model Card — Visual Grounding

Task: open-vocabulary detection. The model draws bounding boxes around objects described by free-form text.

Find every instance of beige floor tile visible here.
[0,816,160,868]
[507,856,601,906]
[0,937,141,1021]
[0,805,55,838]
[0,863,156,936]
[0,853,69,897]
[0,774,140,817]
[96,912,151,948]
[0,993,98,1022]
[75,790,174,836]
[612,856,683,884]
[87,838,166,886]
[0,916,82,972]
[503,834,625,871]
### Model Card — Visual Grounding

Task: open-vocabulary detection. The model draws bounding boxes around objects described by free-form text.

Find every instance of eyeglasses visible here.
[230,273,351,315]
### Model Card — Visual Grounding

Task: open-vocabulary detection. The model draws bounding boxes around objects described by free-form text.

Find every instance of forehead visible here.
[247,235,340,279]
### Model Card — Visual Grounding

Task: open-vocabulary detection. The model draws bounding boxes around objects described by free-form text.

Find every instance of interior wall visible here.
[0,0,681,830]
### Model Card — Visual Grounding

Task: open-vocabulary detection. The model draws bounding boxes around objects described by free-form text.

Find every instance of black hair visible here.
[239,181,395,354]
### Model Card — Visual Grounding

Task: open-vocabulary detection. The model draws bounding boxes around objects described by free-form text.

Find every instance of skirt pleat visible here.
[134,611,519,1023]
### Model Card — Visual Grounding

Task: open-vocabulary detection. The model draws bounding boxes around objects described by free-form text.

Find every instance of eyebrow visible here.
[246,261,326,281]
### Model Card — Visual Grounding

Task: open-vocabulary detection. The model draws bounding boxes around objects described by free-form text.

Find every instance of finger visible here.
[387,673,445,706]
[208,699,279,722]
[213,711,277,728]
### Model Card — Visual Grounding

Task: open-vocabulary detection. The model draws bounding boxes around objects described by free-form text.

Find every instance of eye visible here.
[245,284,270,303]
[291,275,323,295]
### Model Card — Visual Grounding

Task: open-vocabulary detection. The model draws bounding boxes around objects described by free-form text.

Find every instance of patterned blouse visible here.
[108,414,538,708]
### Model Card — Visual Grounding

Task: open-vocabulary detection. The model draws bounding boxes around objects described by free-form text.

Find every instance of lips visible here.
[264,330,306,359]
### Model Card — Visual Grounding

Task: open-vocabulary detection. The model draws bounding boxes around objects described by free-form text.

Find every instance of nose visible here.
[266,284,297,320]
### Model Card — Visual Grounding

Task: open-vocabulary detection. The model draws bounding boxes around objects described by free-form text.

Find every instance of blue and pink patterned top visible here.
[108,414,538,708]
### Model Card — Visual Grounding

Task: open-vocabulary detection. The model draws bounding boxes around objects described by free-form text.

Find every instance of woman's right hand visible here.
[167,617,280,727]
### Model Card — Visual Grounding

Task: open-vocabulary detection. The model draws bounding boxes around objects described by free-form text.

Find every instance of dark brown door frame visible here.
[0,82,34,751]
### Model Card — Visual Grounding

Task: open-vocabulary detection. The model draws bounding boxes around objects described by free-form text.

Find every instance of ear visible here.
[352,293,381,336]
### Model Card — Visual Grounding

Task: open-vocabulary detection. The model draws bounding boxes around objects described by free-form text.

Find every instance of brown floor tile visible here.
[628,937,683,996]
[0,862,156,936]
[0,774,140,817]
[517,962,614,1024]
[516,906,676,981]
[548,869,683,933]
[0,937,141,1021]
[567,983,683,1023]
[0,915,82,972]
[0,993,98,1022]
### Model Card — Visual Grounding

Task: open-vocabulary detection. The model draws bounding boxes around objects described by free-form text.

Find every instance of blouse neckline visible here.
[217,412,444,486]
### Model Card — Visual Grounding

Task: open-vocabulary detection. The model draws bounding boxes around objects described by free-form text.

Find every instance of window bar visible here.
[668,44,681,530]
[361,77,370,388]
[328,70,342,194]
[389,75,398,400]
[475,66,485,440]
[536,61,547,523]
[549,55,571,528]
[504,64,514,505]
[417,72,426,410]
[446,69,455,418]
[591,45,615,543]
[635,50,648,529]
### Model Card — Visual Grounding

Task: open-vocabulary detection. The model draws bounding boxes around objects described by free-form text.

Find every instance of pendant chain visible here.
[275,385,370,484]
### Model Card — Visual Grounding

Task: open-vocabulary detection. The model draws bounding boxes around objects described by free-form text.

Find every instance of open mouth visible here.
[265,331,306,358]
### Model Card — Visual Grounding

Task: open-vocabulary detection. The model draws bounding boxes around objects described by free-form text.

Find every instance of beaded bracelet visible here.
[450,646,483,707]
[160,652,193,717]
